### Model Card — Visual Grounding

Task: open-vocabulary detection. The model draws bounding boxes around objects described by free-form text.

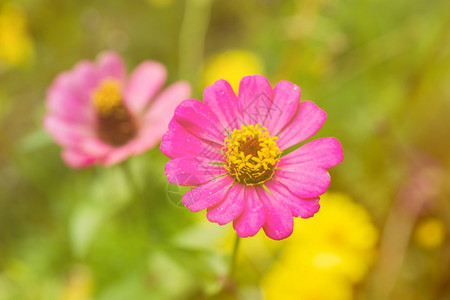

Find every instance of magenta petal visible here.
[62,149,96,168]
[182,175,235,212]
[274,166,331,198]
[277,101,327,150]
[257,186,294,240]
[238,75,273,126]
[233,186,265,237]
[97,51,126,82]
[264,180,320,218]
[161,119,224,160]
[206,183,245,225]
[174,99,226,145]
[280,137,344,169]
[165,157,227,186]
[203,79,241,131]
[124,61,167,114]
[262,80,300,135]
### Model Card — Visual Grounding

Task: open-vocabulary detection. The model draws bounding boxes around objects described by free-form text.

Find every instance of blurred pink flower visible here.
[45,51,190,168]
[161,75,343,240]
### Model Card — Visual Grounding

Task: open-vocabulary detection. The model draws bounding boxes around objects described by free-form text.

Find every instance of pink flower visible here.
[45,51,191,168]
[161,75,343,240]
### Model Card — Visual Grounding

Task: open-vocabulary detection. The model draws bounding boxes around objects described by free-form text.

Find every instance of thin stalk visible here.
[178,0,213,81]
[228,234,241,281]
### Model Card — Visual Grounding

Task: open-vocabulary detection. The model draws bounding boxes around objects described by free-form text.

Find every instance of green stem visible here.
[228,234,241,280]
[120,160,141,198]
[178,0,213,81]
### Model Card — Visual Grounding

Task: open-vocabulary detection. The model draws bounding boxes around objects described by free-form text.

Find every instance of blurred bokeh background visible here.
[1,0,449,299]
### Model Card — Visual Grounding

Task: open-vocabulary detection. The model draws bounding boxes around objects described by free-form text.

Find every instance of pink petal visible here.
[127,126,162,155]
[124,61,167,114]
[62,149,97,168]
[144,80,191,135]
[264,179,320,218]
[71,61,102,98]
[174,99,226,145]
[257,186,294,240]
[233,186,265,237]
[101,145,135,166]
[97,51,126,82]
[80,138,113,157]
[206,183,245,225]
[274,166,331,198]
[182,175,235,212]
[277,101,327,150]
[237,75,273,126]
[262,80,300,135]
[161,119,224,160]
[203,79,241,131]
[280,137,343,169]
[273,137,342,198]
[44,115,94,147]
[46,73,95,125]
[165,157,227,186]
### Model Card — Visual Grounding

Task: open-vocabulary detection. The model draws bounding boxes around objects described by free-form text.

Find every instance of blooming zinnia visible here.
[45,51,190,167]
[161,75,343,240]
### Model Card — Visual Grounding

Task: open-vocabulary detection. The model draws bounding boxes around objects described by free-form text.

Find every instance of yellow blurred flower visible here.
[60,265,93,300]
[0,3,34,67]
[414,217,446,249]
[263,265,352,300]
[203,49,264,93]
[262,193,378,299]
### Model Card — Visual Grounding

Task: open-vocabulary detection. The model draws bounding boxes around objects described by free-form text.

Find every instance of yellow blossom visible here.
[414,217,446,249]
[0,3,34,67]
[203,49,264,93]
[262,193,378,299]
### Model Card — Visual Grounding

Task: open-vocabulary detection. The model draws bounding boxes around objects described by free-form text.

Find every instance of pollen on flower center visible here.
[92,79,122,116]
[91,79,138,146]
[224,124,281,186]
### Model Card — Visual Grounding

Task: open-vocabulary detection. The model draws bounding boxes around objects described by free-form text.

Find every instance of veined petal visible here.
[182,175,235,212]
[203,79,241,131]
[165,157,227,186]
[277,101,327,150]
[257,186,294,240]
[280,137,343,169]
[274,166,331,199]
[238,75,273,126]
[174,99,226,145]
[233,186,265,237]
[206,183,245,225]
[265,179,320,218]
[161,119,224,160]
[262,80,300,135]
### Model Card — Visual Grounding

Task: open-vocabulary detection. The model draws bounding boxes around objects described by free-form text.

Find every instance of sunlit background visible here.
[1,0,449,299]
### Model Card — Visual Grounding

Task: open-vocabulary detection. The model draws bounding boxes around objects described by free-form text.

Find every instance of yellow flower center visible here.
[224,124,281,185]
[92,79,122,116]
[91,79,138,146]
